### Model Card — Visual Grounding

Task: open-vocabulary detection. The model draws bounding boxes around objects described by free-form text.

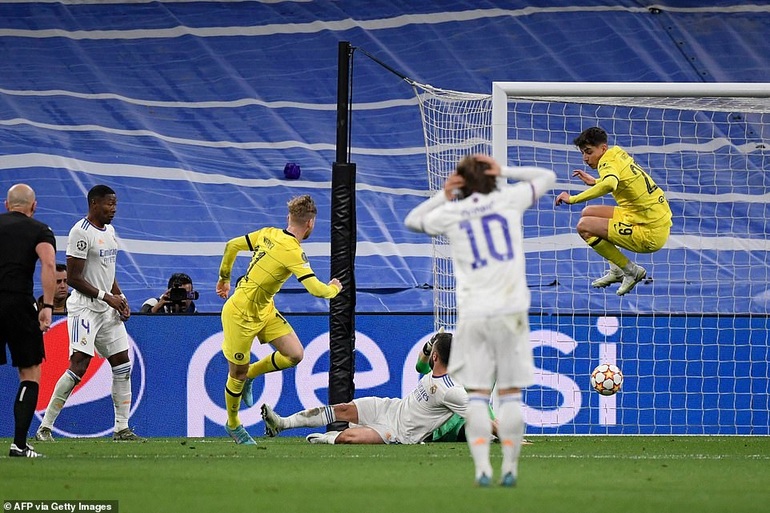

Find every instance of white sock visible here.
[40,370,80,429]
[497,392,525,477]
[111,362,132,432]
[283,405,336,429]
[465,393,493,480]
[609,262,623,273]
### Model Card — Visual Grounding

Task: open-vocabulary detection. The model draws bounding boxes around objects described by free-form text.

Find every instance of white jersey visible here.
[396,372,468,443]
[405,166,555,319]
[66,218,119,313]
[355,372,467,444]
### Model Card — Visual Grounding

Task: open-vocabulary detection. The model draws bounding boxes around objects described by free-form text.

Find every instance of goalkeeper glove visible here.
[422,327,445,356]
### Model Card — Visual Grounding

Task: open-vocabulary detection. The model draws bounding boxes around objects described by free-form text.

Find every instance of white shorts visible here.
[449,312,534,390]
[67,307,129,359]
[352,397,403,444]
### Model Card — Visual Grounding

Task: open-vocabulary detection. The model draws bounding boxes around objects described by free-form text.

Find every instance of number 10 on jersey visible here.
[459,213,515,270]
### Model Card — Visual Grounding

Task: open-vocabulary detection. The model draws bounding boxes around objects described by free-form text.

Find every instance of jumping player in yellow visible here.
[555,127,672,296]
[216,195,342,444]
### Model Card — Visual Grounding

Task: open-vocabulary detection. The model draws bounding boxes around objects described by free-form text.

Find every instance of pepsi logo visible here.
[35,317,146,438]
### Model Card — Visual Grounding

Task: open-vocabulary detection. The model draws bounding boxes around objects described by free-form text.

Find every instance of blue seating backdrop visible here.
[0,1,768,314]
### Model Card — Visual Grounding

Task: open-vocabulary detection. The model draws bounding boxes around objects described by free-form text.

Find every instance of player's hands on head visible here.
[474,154,501,176]
[444,173,465,200]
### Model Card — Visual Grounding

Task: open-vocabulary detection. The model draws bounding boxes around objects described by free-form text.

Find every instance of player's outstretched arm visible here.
[572,169,596,185]
[562,176,617,206]
[298,273,342,299]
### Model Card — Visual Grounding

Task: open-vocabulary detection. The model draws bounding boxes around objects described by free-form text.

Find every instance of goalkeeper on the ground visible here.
[415,329,496,443]
[555,126,673,296]
[260,331,467,445]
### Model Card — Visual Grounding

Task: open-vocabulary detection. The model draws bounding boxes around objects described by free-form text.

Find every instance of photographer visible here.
[140,272,198,314]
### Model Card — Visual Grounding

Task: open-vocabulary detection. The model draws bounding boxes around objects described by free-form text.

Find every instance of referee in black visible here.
[0,184,56,458]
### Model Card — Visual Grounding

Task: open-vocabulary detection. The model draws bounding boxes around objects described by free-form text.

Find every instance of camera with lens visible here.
[167,281,200,303]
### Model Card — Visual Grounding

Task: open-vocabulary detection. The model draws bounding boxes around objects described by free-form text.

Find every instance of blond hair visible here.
[287,194,317,225]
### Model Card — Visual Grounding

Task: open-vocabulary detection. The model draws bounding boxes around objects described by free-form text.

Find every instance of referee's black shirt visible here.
[0,211,56,296]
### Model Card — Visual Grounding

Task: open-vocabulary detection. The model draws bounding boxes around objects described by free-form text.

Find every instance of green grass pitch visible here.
[2,436,769,513]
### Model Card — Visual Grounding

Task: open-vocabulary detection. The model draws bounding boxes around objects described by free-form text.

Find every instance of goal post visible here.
[413,80,770,434]
[492,81,770,167]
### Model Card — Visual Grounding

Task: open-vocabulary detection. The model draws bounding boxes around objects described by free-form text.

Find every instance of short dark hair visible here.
[167,273,193,289]
[432,332,453,365]
[573,127,608,148]
[55,263,67,273]
[88,185,116,205]
[456,155,497,197]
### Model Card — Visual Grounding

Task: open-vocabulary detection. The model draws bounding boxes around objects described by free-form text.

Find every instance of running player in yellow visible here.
[215,194,342,444]
[555,127,672,296]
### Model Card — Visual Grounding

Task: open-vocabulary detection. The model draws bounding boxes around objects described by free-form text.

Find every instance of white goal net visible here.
[412,81,770,435]
[411,81,492,333]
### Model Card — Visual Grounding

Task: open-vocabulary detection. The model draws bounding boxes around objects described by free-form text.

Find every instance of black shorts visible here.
[0,294,45,368]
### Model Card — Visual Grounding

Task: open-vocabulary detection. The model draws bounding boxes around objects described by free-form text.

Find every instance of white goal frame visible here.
[491,81,770,166]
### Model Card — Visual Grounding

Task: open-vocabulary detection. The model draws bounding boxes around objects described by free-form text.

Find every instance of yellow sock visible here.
[587,237,630,269]
[225,375,245,429]
[247,351,296,379]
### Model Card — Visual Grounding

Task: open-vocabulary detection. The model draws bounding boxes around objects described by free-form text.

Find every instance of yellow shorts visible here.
[220,299,293,365]
[607,207,672,254]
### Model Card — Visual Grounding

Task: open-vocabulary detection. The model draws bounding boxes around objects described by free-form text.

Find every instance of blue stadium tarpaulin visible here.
[0,1,768,313]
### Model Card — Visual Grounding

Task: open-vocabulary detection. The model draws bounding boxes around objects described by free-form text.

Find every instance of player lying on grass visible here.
[415,328,529,444]
[414,331,531,445]
[261,331,473,444]
[555,127,672,296]
[415,329,475,443]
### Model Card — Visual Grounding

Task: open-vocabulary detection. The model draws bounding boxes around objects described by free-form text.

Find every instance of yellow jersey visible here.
[218,227,339,319]
[570,146,672,225]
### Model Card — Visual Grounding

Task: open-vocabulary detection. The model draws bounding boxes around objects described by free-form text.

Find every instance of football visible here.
[590,363,623,396]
